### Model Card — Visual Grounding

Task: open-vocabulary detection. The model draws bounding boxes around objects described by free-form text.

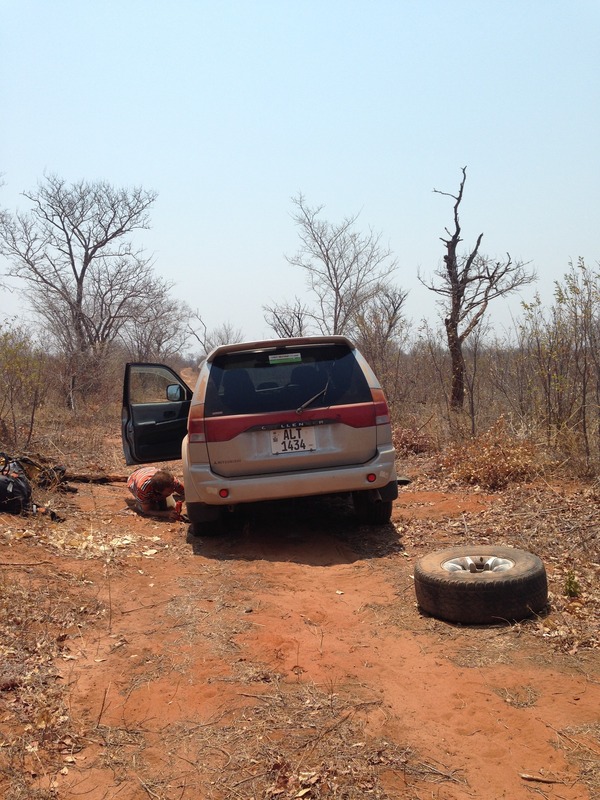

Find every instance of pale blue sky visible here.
[1,0,599,340]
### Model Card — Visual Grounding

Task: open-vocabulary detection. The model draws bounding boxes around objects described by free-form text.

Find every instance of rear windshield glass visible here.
[204,344,371,416]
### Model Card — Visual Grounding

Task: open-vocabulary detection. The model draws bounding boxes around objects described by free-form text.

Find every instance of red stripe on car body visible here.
[190,404,377,443]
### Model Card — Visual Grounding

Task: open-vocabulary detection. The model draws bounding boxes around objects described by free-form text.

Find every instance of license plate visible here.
[271,427,317,454]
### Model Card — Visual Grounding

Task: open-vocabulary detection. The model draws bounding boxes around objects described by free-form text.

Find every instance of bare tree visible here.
[263,297,311,338]
[123,292,194,363]
[0,175,160,406]
[353,287,408,404]
[187,312,244,359]
[267,193,397,336]
[422,167,536,410]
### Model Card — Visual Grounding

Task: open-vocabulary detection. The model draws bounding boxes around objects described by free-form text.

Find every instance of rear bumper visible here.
[183,443,397,513]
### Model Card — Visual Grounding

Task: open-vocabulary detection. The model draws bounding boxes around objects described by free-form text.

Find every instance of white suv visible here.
[122,336,398,533]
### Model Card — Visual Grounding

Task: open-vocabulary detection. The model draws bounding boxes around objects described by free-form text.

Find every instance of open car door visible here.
[122,363,193,465]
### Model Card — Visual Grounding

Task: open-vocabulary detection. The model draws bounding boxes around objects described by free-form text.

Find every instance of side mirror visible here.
[167,384,185,402]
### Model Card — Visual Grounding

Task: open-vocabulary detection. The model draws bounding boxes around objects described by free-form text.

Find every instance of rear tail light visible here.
[188,404,206,442]
[371,388,391,425]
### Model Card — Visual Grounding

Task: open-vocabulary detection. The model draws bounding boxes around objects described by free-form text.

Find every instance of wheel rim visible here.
[442,555,515,574]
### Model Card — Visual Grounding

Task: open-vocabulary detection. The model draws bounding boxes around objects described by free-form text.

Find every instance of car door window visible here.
[129,365,182,404]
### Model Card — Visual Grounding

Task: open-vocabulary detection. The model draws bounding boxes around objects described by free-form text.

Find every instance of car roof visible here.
[205,335,356,363]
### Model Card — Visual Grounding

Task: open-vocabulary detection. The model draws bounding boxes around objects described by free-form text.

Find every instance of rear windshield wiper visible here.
[296,382,329,414]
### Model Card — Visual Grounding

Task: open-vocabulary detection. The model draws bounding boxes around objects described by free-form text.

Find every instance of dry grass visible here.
[0,564,105,799]
[554,723,600,794]
[492,685,540,708]
[150,680,466,799]
[26,402,125,474]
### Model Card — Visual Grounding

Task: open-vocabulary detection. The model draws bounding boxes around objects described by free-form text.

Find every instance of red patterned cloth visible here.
[127,467,184,506]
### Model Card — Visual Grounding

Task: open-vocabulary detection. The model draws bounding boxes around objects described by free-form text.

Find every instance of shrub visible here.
[435,417,541,490]
[392,426,432,456]
[564,571,582,598]
[0,322,48,449]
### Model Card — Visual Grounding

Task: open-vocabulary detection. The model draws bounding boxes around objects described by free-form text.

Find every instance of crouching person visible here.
[127,467,185,520]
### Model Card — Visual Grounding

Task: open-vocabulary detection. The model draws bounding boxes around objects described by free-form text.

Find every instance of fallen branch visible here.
[519,773,566,784]
[418,761,465,784]
[120,600,170,615]
[65,472,128,484]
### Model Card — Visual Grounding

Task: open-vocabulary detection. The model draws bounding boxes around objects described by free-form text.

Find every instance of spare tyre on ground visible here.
[413,545,548,625]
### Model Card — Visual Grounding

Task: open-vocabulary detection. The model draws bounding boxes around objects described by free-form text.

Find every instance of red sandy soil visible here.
[1,479,598,799]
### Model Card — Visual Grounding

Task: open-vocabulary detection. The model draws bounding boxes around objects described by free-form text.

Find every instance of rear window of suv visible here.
[204,344,372,417]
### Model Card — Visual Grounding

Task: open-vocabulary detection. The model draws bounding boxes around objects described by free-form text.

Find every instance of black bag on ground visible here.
[0,453,33,514]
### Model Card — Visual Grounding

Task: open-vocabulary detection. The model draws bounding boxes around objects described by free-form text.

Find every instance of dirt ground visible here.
[1,469,599,799]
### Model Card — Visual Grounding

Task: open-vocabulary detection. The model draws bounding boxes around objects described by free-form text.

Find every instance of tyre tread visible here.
[414,546,548,624]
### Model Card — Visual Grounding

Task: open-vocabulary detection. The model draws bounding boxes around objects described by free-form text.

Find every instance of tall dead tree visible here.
[423,167,536,410]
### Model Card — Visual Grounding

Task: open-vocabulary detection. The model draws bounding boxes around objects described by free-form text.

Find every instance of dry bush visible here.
[546,425,600,479]
[434,417,543,490]
[392,425,433,456]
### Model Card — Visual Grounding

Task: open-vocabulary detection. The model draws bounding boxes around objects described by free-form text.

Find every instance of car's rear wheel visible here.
[189,506,246,537]
[189,519,225,537]
[188,504,226,537]
[353,491,393,525]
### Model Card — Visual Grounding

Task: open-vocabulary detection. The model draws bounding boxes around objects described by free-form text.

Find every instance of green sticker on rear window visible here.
[268,353,302,365]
